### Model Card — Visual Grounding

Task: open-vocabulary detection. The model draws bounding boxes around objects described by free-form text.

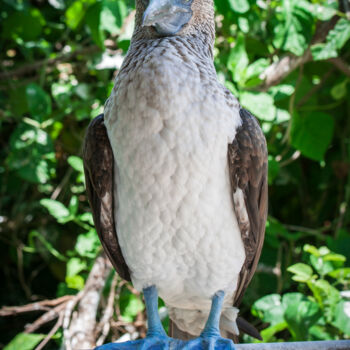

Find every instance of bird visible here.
[83,0,268,349]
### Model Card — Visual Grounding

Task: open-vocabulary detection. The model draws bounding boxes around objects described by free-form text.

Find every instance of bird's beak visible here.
[142,0,178,27]
[142,0,192,35]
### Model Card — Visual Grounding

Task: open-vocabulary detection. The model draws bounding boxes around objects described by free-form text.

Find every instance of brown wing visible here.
[228,108,268,307]
[83,114,131,281]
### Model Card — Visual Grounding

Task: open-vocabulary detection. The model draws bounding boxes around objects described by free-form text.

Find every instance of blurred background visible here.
[0,0,350,349]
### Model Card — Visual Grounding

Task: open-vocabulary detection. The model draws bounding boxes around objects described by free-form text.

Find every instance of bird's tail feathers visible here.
[220,307,240,335]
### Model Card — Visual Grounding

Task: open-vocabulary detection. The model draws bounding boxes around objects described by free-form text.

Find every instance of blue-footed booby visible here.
[83,0,268,348]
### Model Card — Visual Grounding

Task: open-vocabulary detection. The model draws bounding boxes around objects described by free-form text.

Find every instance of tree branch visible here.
[0,295,73,317]
[329,57,350,78]
[259,16,340,90]
[63,254,112,350]
[0,46,100,81]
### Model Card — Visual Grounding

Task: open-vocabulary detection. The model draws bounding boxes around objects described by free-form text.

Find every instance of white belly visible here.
[104,47,245,312]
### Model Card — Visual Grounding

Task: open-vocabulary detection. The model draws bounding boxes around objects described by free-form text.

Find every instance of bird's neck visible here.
[129,31,214,62]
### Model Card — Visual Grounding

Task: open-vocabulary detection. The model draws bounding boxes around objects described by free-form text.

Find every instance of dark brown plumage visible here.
[229,108,268,308]
[83,115,130,282]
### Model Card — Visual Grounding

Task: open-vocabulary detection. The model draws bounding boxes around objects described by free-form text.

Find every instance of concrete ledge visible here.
[236,340,350,350]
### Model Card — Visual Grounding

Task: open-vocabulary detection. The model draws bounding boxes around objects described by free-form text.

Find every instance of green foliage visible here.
[3,333,46,350]
[250,245,350,342]
[290,112,334,161]
[1,0,350,348]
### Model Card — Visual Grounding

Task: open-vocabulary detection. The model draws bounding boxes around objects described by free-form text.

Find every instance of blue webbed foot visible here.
[95,286,186,350]
[182,291,235,350]
[182,337,235,350]
[96,288,235,350]
[95,335,185,350]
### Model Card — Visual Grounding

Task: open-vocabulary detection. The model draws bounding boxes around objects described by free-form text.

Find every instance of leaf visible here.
[52,82,73,109]
[309,324,335,341]
[332,300,350,335]
[7,124,55,184]
[66,257,87,277]
[308,279,341,322]
[304,244,320,257]
[311,43,337,61]
[328,268,350,282]
[240,92,276,121]
[238,16,249,33]
[276,109,291,124]
[245,58,269,83]
[228,0,250,14]
[273,0,314,56]
[101,0,128,34]
[269,84,295,101]
[4,333,45,350]
[311,4,337,21]
[68,195,79,216]
[252,294,285,325]
[227,33,249,83]
[40,199,70,222]
[290,112,334,161]
[86,2,104,48]
[2,9,45,41]
[66,275,85,290]
[283,293,322,340]
[331,80,348,100]
[75,230,100,258]
[122,294,145,322]
[26,83,52,121]
[48,0,65,9]
[78,212,94,225]
[260,321,288,343]
[312,19,350,60]
[68,156,84,173]
[65,0,92,29]
[287,263,313,282]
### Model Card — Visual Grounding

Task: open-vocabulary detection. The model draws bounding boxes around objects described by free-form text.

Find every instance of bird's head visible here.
[134,0,214,39]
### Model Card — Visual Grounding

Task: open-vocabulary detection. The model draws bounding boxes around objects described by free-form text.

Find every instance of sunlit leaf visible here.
[312,19,350,60]
[4,333,45,350]
[332,300,350,335]
[122,294,145,322]
[228,0,250,14]
[66,275,85,290]
[288,263,313,282]
[40,199,70,221]
[273,0,314,56]
[240,92,276,121]
[101,0,128,34]
[252,294,284,325]
[75,230,100,258]
[66,257,87,277]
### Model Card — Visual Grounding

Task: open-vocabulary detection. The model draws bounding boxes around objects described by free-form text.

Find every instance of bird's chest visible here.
[107,69,235,202]
[104,52,244,299]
